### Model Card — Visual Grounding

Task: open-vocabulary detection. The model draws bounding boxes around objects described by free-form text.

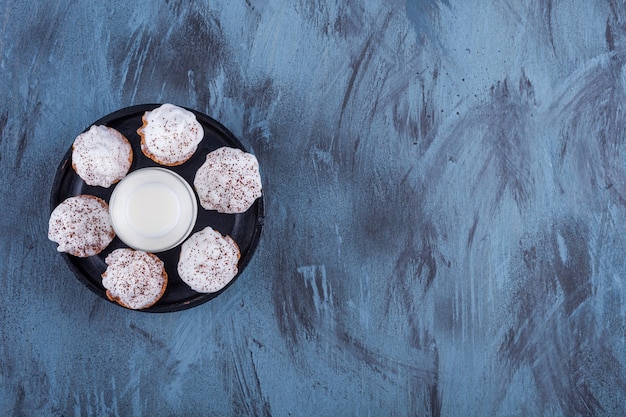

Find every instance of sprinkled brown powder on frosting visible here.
[177,226,240,293]
[102,248,167,310]
[48,195,114,257]
[137,103,204,166]
[193,147,262,213]
[71,125,132,187]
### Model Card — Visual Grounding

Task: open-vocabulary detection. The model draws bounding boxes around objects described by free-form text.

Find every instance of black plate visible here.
[50,104,264,312]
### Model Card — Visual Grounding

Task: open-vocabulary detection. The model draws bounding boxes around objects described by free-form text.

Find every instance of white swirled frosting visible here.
[138,103,204,166]
[193,147,262,213]
[48,195,114,257]
[177,226,240,293]
[102,248,167,309]
[72,125,132,187]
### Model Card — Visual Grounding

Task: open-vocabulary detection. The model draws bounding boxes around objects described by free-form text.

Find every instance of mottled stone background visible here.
[1,0,626,416]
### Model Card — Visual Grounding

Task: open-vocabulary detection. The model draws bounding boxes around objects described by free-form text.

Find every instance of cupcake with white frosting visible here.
[71,125,133,187]
[177,226,240,293]
[137,103,204,166]
[48,195,115,257]
[193,147,262,213]
[101,248,168,309]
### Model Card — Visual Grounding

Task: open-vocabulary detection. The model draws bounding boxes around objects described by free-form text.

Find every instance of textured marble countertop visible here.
[1,1,625,416]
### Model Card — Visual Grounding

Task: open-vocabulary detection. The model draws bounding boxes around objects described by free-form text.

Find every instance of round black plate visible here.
[50,104,264,312]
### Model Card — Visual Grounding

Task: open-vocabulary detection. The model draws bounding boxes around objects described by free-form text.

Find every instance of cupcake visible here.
[48,195,114,257]
[137,103,204,166]
[101,248,168,309]
[193,147,262,213]
[177,226,240,293]
[71,125,132,188]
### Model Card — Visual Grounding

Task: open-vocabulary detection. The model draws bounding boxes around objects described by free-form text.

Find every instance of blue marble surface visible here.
[1,0,626,415]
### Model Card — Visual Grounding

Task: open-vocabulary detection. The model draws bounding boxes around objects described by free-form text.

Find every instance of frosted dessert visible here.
[48,195,114,257]
[137,103,204,166]
[193,147,262,213]
[177,226,240,293]
[72,125,132,187]
[102,248,168,309]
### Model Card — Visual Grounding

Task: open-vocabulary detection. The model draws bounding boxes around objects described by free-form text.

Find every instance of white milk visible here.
[109,168,197,252]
